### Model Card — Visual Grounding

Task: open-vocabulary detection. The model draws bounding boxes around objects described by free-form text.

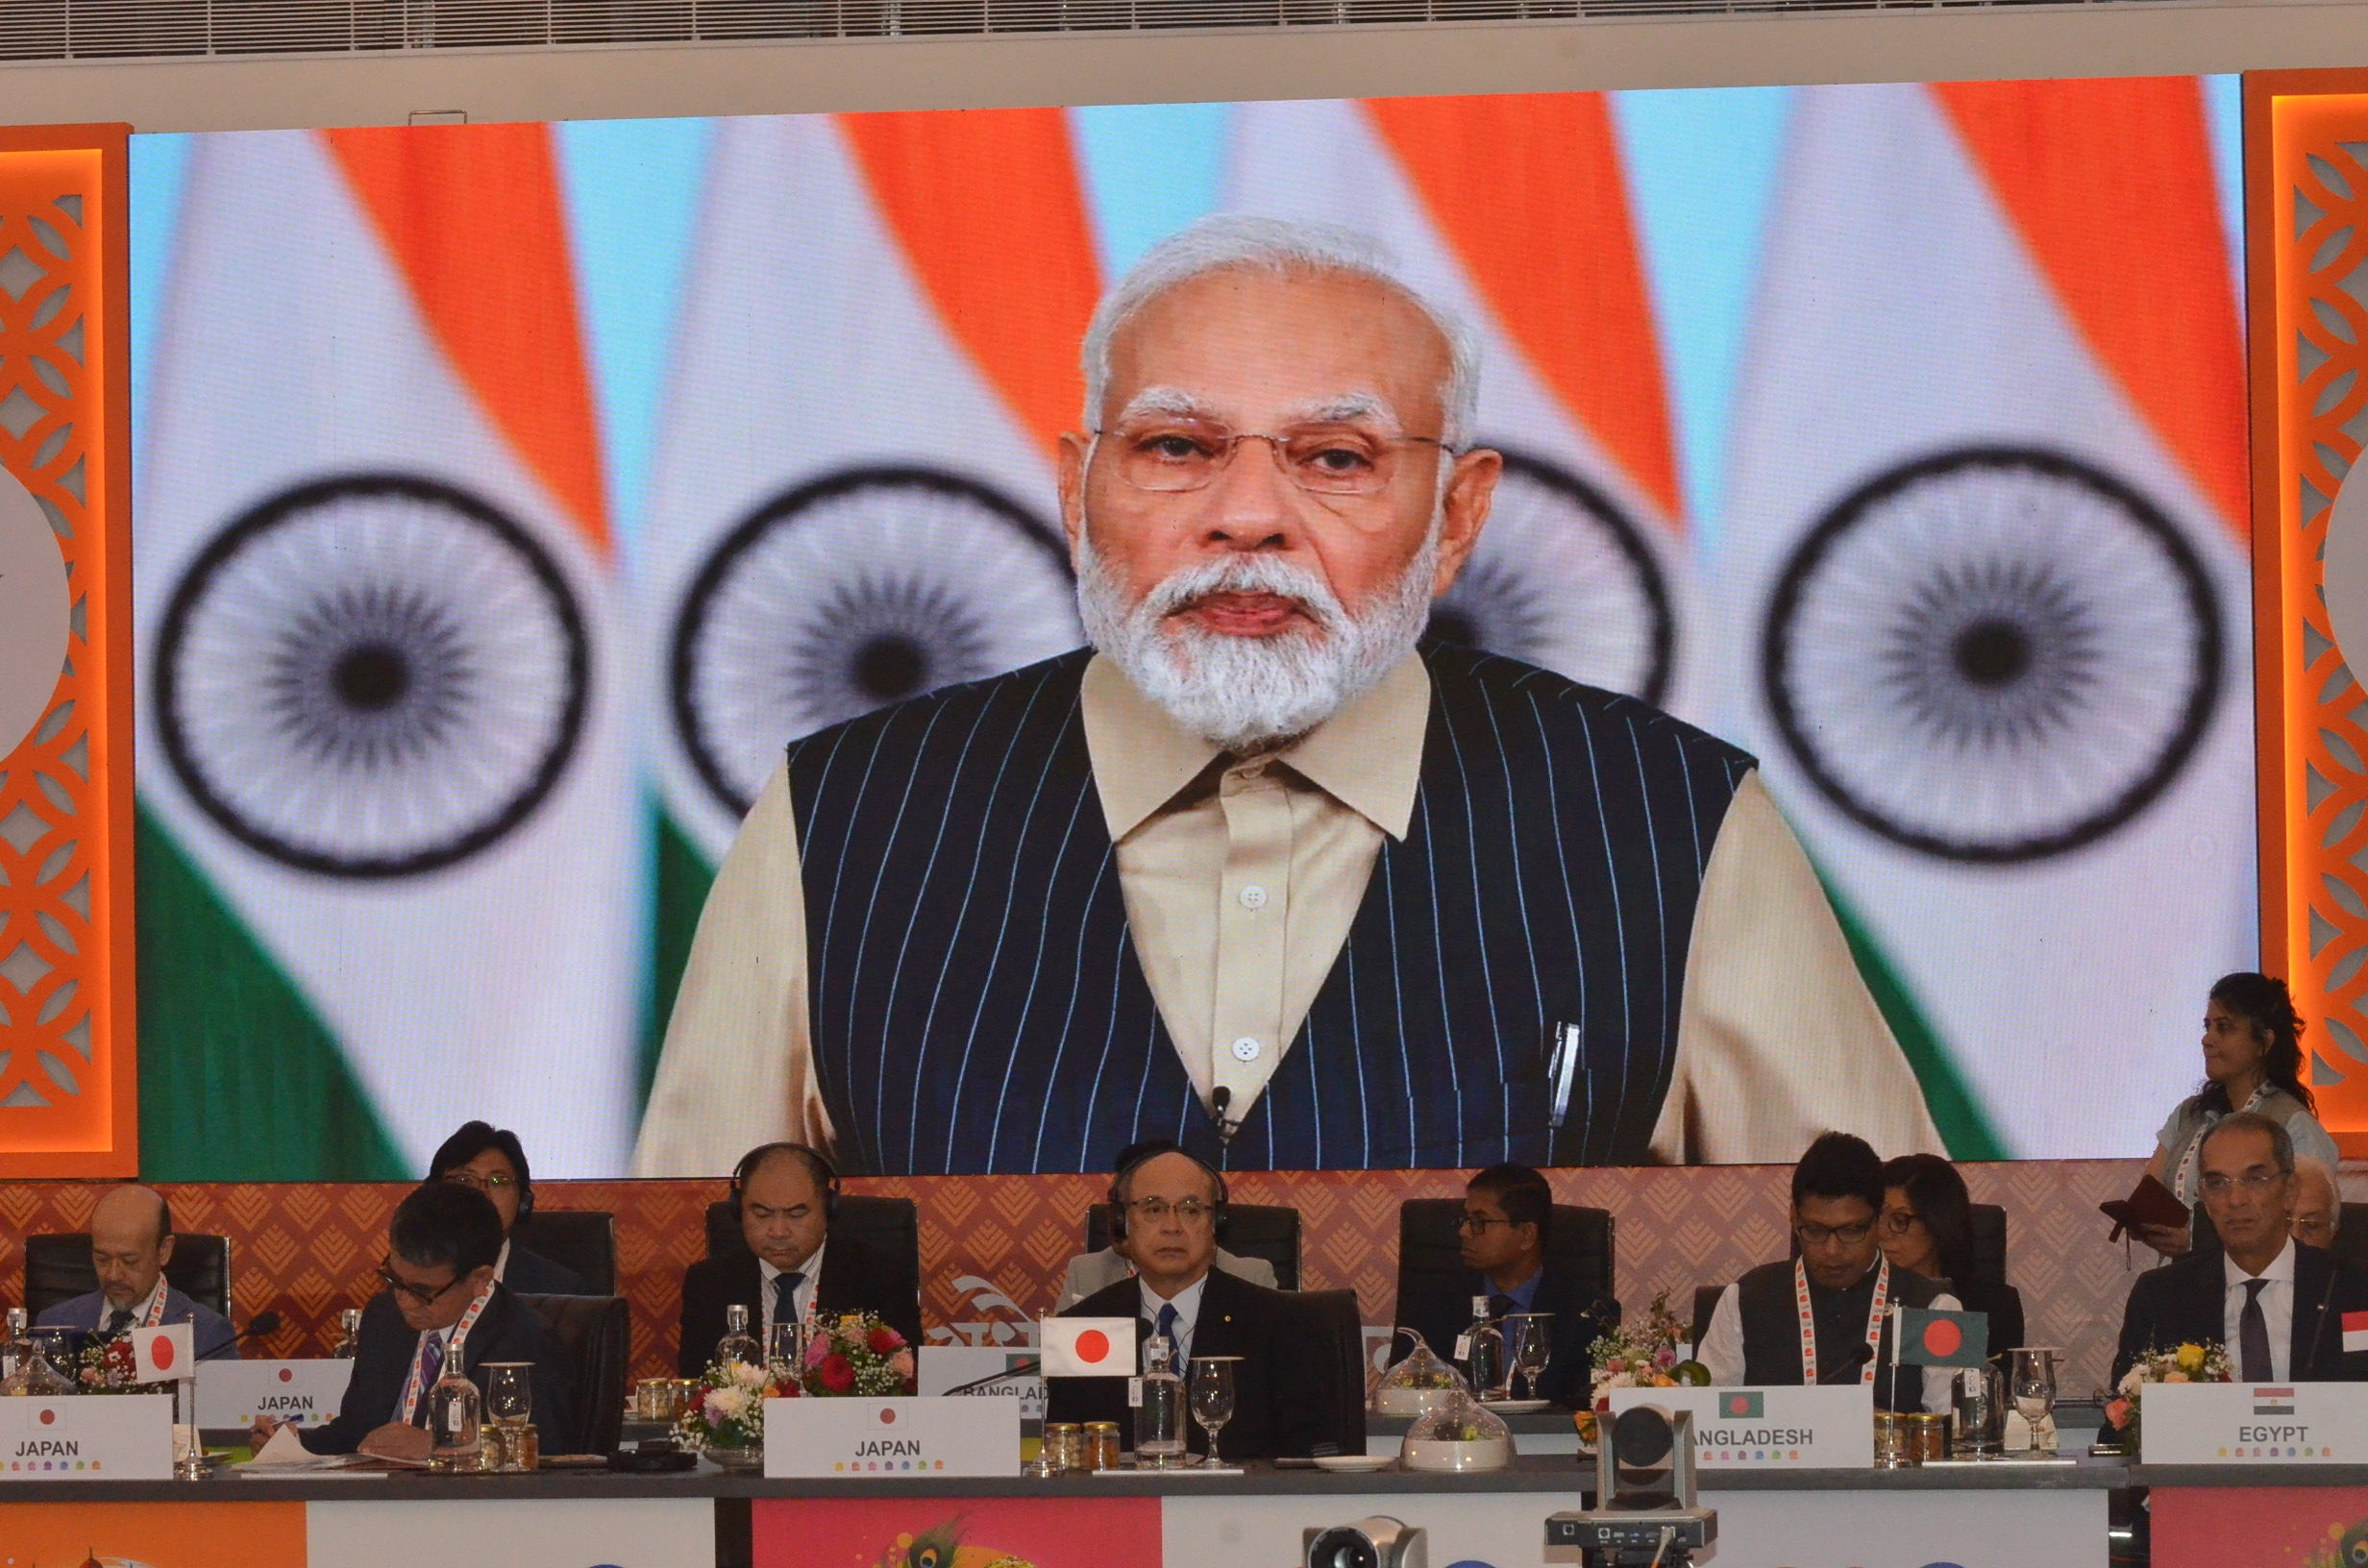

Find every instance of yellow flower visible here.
[2175,1344,2206,1372]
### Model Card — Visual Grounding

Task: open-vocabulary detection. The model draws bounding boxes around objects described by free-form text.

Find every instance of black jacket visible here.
[677,1233,922,1376]
[2113,1239,2368,1384]
[502,1243,588,1297]
[1396,1266,1616,1409]
[1043,1268,1341,1459]
[300,1284,574,1456]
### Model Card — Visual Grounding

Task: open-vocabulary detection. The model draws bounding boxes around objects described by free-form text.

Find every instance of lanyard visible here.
[1795,1257,1888,1386]
[137,1281,168,1329]
[2173,1085,2270,1202]
[397,1287,491,1424]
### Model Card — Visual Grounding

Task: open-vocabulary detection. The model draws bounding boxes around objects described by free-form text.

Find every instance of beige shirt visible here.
[632,652,1940,1173]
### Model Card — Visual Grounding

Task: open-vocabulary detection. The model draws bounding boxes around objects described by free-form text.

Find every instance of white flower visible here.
[730,1361,771,1389]
[706,1385,752,1421]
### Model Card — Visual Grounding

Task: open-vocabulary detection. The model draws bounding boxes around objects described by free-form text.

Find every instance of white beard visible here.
[1075,524,1439,753]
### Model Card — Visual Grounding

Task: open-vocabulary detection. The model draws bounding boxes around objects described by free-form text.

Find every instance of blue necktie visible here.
[1156,1302,1180,1359]
[410,1334,445,1427]
[773,1271,803,1330]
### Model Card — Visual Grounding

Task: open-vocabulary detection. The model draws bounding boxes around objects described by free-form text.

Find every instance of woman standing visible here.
[2140,972,2339,1258]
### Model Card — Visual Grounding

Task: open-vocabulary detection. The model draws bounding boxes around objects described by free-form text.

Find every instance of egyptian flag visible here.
[635,109,1096,1073]
[1719,80,2252,1158]
[1227,94,1698,719]
[134,127,640,1177]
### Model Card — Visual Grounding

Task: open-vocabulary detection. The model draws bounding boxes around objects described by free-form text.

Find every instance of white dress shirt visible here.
[1140,1273,1210,1367]
[492,1238,512,1284]
[1698,1277,1961,1413]
[2224,1239,2298,1382]
[760,1245,825,1348]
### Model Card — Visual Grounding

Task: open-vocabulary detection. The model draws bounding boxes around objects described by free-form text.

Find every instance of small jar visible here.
[1041,1423,1084,1474]
[1083,1421,1122,1472]
[507,1422,539,1471]
[1906,1411,1948,1464]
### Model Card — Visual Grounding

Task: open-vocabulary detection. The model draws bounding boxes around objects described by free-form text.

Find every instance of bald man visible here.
[2295,1157,2345,1253]
[36,1186,236,1360]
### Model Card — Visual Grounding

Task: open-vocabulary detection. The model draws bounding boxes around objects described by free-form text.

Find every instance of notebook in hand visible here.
[2100,1173,2189,1241]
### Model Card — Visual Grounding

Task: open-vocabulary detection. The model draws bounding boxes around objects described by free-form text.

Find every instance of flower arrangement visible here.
[677,1357,797,1456]
[75,1335,169,1395]
[2102,1340,2232,1443]
[1575,1290,1706,1445]
[802,1312,918,1398]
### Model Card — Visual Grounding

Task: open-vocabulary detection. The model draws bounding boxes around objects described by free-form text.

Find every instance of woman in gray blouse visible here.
[2140,971,2338,1258]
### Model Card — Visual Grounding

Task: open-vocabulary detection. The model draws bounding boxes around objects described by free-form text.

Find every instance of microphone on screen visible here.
[198,1310,284,1361]
[1210,1087,1241,1144]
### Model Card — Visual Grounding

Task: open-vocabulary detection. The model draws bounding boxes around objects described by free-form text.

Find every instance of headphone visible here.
[1106,1142,1228,1243]
[729,1142,840,1225]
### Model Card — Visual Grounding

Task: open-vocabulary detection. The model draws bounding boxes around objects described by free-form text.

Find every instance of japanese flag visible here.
[2342,1312,2368,1355]
[1039,1318,1136,1378]
[134,1323,195,1384]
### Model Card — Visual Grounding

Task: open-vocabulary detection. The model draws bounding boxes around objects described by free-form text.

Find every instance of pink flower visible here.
[804,1336,829,1368]
[890,1350,916,1383]
[2105,1398,2134,1430]
[868,1325,906,1355]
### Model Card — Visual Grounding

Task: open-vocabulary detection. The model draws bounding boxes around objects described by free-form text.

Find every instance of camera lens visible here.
[1614,1406,1675,1466]
[1306,1528,1380,1568]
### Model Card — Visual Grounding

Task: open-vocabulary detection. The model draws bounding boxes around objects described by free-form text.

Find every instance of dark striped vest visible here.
[786,645,1752,1174]
[1736,1260,1946,1410]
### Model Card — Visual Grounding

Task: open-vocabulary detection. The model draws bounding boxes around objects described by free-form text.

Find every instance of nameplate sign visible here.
[916,1347,1046,1420]
[0,1393,172,1480]
[765,1396,1018,1478]
[2140,1382,2368,1462]
[195,1359,357,1428]
[1608,1385,1874,1468]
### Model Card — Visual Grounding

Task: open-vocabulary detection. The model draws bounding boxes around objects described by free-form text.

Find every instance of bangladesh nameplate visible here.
[1608,1384,1874,1468]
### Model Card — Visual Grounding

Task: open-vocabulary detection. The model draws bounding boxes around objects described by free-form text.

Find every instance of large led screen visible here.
[127,78,2254,1178]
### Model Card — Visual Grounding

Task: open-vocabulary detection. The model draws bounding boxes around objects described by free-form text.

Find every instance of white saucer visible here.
[1481,1398,1552,1414]
[1313,1454,1396,1473]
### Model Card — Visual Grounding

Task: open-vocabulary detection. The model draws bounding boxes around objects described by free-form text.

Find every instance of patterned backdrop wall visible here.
[0,1161,2151,1393]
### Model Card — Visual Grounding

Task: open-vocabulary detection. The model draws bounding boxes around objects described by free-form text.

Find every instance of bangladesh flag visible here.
[1718,1391,1765,1420]
[1897,1307,1989,1368]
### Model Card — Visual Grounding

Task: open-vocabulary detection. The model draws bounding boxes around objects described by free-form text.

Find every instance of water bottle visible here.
[428,1343,483,1472]
[1461,1295,1505,1399]
[1136,1335,1187,1465]
[331,1308,362,1360]
[715,1303,761,1370]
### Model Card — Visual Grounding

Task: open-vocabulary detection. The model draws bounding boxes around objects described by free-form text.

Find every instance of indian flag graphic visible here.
[1718,80,2252,1158]
[134,127,640,1177]
[1225,94,1699,718]
[630,110,1097,1172]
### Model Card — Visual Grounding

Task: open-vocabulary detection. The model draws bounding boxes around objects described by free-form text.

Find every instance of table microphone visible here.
[198,1310,284,1361]
[1210,1087,1241,1144]
[941,1358,1041,1395]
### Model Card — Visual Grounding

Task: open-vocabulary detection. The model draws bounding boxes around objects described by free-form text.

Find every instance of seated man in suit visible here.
[1046,1145,1338,1459]
[255,1181,574,1458]
[2115,1112,2368,1383]
[37,1185,236,1360]
[678,1142,922,1375]
[1055,1139,1277,1311]
[1394,1164,1616,1407]
[1698,1132,1958,1411]
[430,1120,587,1294]
[2292,1155,2342,1253]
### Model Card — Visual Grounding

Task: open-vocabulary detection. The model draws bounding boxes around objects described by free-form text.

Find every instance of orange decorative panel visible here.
[0,1164,2146,1392]
[2249,73,2368,1150]
[0,125,135,1177]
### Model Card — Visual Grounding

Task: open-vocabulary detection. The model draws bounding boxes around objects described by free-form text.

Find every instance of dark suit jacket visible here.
[1043,1269,1340,1459]
[501,1242,587,1296]
[2113,1240,2368,1384]
[1396,1266,1616,1409]
[37,1286,239,1361]
[677,1233,922,1376]
[300,1284,575,1456]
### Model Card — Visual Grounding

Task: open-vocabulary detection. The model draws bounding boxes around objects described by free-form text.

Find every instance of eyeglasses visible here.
[1456,1214,1516,1234]
[1094,417,1453,498]
[1880,1210,1924,1237]
[2199,1171,2286,1197]
[442,1170,516,1192]
[1795,1220,1875,1246]
[1125,1197,1218,1226]
[378,1258,466,1309]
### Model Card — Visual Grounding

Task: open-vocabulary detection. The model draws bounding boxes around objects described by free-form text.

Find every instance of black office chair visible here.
[1394,1199,1614,1323]
[22,1233,234,1321]
[2332,1203,2368,1269]
[515,1292,629,1456]
[1083,1203,1303,1290]
[508,1210,618,1295]
[703,1195,924,1344]
[1294,1287,1369,1457]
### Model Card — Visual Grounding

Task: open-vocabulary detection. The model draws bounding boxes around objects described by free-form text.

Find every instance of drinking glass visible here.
[2007,1348,2060,1453]
[1503,1313,1553,1402]
[768,1321,805,1381]
[484,1361,533,1426]
[1189,1357,1240,1465]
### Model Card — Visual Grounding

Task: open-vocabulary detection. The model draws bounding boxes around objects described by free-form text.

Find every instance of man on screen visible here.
[37,1185,236,1360]
[635,213,1938,1175]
